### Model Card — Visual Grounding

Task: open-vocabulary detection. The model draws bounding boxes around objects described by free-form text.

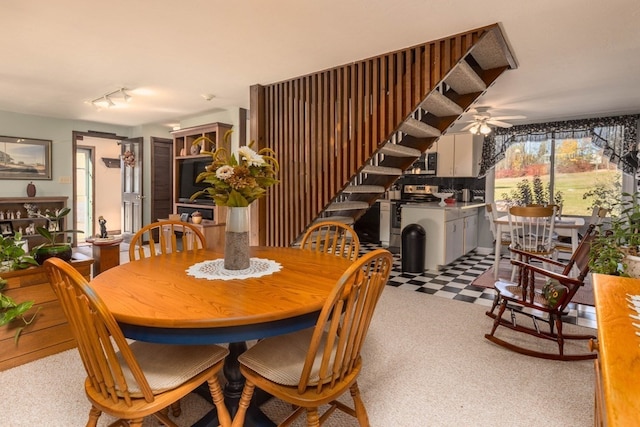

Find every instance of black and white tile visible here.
[360,243,597,329]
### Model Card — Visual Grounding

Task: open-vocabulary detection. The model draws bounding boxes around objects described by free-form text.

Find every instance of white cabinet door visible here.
[436,133,483,177]
[379,201,390,246]
[463,213,478,254]
[444,218,464,265]
[436,135,455,177]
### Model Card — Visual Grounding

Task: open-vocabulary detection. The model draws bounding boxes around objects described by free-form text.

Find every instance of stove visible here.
[401,184,439,202]
[388,185,439,249]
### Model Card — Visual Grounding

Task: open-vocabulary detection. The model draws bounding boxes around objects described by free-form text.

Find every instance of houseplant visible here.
[32,207,83,264]
[0,233,38,272]
[190,130,279,269]
[589,191,640,277]
[0,277,39,342]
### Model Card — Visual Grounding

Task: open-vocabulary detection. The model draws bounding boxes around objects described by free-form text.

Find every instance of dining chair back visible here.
[486,202,511,247]
[555,206,609,254]
[508,205,557,280]
[485,224,597,360]
[231,249,394,427]
[299,220,361,261]
[44,257,231,427]
[129,220,206,261]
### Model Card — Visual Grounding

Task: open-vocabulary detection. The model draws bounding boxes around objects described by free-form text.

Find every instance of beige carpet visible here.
[0,287,595,426]
[471,258,595,306]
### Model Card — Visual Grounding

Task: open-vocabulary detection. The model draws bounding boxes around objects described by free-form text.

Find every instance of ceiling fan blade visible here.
[490,115,527,121]
[487,119,513,128]
[460,122,477,131]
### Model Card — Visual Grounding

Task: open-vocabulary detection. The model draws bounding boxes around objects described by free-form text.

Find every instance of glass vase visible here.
[224,206,250,270]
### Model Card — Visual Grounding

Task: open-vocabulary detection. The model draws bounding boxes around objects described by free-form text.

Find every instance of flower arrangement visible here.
[122,150,135,167]
[190,131,279,207]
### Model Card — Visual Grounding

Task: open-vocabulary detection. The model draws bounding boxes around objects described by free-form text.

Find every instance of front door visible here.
[120,137,143,241]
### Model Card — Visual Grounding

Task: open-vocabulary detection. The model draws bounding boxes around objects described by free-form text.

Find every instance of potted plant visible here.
[0,233,38,273]
[0,277,39,342]
[589,191,640,277]
[32,207,83,264]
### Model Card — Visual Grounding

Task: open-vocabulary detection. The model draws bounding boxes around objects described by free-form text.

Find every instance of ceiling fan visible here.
[460,106,526,135]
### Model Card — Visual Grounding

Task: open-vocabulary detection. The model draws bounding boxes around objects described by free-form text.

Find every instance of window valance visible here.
[479,114,639,177]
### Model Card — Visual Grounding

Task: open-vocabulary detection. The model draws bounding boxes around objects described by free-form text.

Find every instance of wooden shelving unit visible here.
[171,122,232,225]
[0,197,68,248]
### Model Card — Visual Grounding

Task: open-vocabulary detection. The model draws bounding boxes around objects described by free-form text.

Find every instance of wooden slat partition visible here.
[251,24,500,247]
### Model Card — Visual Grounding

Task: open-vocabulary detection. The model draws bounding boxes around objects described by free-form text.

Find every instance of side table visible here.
[86,236,123,276]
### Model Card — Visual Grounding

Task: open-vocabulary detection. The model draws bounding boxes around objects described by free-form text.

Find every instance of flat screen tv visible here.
[178,158,214,205]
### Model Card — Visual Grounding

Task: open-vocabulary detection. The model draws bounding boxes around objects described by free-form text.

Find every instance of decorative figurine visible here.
[99,216,108,238]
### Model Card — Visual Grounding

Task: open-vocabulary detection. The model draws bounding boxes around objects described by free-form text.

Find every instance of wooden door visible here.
[150,137,173,223]
[120,137,143,241]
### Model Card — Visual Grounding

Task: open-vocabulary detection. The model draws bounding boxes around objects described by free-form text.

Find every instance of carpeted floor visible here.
[470,258,594,306]
[0,286,596,426]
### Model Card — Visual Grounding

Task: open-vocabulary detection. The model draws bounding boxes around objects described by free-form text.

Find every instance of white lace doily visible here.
[186,258,282,280]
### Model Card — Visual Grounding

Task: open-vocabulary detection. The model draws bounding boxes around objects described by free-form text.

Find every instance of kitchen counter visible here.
[401,203,484,270]
[401,201,486,210]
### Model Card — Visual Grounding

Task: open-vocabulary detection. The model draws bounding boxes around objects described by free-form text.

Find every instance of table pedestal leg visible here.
[192,342,276,427]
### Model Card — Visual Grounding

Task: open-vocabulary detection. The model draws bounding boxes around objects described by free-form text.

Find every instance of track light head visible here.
[87,87,133,111]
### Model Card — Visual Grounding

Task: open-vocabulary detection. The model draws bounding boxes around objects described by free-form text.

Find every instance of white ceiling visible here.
[2,0,640,132]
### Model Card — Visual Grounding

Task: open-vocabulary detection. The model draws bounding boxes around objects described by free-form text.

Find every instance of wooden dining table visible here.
[89,246,354,427]
[492,215,585,279]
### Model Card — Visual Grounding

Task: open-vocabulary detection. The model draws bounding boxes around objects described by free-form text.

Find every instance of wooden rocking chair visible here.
[484,224,597,361]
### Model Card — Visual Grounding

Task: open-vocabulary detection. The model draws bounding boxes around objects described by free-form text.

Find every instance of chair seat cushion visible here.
[117,343,229,396]
[239,328,334,387]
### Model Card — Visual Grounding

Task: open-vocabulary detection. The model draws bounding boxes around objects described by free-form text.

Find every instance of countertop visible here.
[400,201,486,210]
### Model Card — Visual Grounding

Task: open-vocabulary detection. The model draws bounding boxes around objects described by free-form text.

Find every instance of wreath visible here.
[122,150,135,167]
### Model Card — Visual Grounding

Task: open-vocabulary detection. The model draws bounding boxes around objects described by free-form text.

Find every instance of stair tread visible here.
[420,91,464,117]
[343,185,386,193]
[379,142,421,157]
[470,29,514,70]
[362,165,403,175]
[399,118,441,138]
[445,61,487,95]
[313,216,355,225]
[326,201,370,211]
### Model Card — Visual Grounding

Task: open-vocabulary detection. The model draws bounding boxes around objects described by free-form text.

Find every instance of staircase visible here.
[251,24,517,247]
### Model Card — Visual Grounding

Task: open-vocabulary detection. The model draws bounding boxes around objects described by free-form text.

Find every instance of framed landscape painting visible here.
[0,135,52,180]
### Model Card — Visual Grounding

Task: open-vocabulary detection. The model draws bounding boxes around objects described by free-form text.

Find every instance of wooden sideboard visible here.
[592,273,640,425]
[0,253,93,371]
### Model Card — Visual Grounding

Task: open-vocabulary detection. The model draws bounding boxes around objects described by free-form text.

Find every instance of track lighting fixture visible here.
[88,88,132,110]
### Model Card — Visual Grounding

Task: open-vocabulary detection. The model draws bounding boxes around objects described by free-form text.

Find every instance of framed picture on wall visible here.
[0,135,52,180]
[0,221,14,237]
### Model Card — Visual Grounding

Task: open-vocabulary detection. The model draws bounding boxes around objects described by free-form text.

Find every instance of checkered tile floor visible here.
[360,243,597,329]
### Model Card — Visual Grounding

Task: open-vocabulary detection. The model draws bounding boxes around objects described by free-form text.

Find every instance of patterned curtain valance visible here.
[479,114,639,176]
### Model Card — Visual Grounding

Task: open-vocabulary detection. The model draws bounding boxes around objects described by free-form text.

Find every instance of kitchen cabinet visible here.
[436,133,483,177]
[463,210,478,254]
[401,203,483,270]
[379,200,390,247]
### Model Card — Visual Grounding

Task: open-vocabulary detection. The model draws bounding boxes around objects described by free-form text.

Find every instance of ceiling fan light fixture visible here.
[469,123,480,135]
[480,123,492,135]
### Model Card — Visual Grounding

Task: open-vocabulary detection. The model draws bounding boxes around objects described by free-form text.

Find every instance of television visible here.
[178,158,214,205]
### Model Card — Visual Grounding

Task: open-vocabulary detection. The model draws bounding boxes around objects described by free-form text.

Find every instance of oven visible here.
[388,184,438,250]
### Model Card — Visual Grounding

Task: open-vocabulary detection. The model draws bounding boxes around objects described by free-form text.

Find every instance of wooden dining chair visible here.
[299,220,361,261]
[507,205,557,280]
[486,202,511,248]
[555,206,608,255]
[43,257,231,427]
[231,248,393,427]
[129,220,206,261]
[485,224,597,360]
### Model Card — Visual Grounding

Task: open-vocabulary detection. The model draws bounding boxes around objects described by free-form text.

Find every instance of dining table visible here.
[89,245,354,427]
[492,215,585,279]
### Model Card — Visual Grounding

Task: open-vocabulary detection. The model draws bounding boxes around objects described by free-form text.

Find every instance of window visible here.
[494,137,622,216]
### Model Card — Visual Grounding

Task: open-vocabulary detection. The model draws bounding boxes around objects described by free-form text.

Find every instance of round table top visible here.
[90,246,353,332]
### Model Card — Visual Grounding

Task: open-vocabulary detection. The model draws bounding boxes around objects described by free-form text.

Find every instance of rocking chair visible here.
[484,224,597,361]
